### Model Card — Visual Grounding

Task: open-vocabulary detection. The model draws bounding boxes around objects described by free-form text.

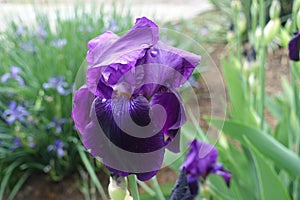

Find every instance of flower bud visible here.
[269,0,281,19]
[251,0,259,19]
[231,0,242,12]
[295,0,300,13]
[285,19,292,33]
[263,18,280,45]
[108,176,131,200]
[237,12,247,34]
[279,28,291,48]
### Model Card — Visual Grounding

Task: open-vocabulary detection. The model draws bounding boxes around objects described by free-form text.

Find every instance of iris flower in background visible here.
[2,101,29,124]
[20,41,37,53]
[50,38,67,48]
[1,66,25,86]
[9,137,23,151]
[179,140,231,197]
[72,17,200,181]
[47,139,65,157]
[36,25,48,39]
[43,76,70,95]
[288,31,300,61]
[46,117,68,134]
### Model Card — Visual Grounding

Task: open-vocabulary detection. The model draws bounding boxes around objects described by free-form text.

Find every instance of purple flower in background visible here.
[46,117,67,134]
[50,39,67,48]
[20,41,37,53]
[43,76,70,95]
[2,101,29,124]
[1,66,25,86]
[9,137,23,151]
[72,17,200,181]
[36,25,48,39]
[15,25,25,36]
[288,31,300,61]
[180,140,231,197]
[47,139,65,157]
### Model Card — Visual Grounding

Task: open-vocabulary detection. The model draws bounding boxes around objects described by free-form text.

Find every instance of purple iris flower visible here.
[50,39,67,48]
[180,140,231,197]
[72,17,200,181]
[1,66,25,86]
[46,117,67,134]
[47,139,65,157]
[288,31,300,61]
[2,101,29,124]
[43,76,70,95]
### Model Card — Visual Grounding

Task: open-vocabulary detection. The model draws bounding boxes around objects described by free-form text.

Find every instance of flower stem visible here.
[150,176,166,200]
[128,175,140,200]
[258,0,266,130]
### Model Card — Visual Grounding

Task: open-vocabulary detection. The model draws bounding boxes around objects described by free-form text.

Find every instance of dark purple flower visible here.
[180,140,231,197]
[2,101,29,124]
[1,66,25,86]
[50,39,67,48]
[288,31,300,61]
[46,117,67,134]
[47,139,65,157]
[20,41,37,53]
[72,17,200,181]
[43,76,70,95]
[169,168,193,200]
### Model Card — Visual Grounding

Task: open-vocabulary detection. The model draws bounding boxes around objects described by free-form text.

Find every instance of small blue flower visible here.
[36,25,48,39]
[50,39,67,48]
[15,25,25,36]
[1,66,25,86]
[20,41,37,53]
[9,137,23,151]
[43,76,70,95]
[27,137,36,148]
[46,117,67,134]
[47,139,65,157]
[2,101,29,124]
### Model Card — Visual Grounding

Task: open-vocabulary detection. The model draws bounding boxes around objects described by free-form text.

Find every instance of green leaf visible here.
[209,119,300,176]
[245,138,290,200]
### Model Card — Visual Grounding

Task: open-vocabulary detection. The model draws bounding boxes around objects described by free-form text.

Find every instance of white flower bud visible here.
[263,18,280,45]
[269,0,281,19]
[108,176,131,200]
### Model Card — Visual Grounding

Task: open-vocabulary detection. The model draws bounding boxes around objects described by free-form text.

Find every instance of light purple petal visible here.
[86,17,159,95]
[72,86,95,134]
[1,73,10,83]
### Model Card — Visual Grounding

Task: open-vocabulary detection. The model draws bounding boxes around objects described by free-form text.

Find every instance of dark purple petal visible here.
[288,31,300,61]
[150,92,186,153]
[187,175,199,197]
[94,95,164,153]
[79,97,165,181]
[180,140,218,177]
[211,163,232,187]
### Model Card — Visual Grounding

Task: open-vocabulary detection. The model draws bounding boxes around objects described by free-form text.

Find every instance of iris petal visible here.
[288,31,300,61]
[72,86,94,134]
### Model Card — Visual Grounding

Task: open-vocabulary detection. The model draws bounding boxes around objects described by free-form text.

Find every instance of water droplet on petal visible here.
[120,60,127,65]
[102,98,107,103]
[150,50,158,57]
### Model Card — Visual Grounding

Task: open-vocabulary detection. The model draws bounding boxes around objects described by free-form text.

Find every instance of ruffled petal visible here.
[86,17,159,95]
[288,31,300,61]
[72,86,95,134]
[86,31,119,66]
[133,42,201,98]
